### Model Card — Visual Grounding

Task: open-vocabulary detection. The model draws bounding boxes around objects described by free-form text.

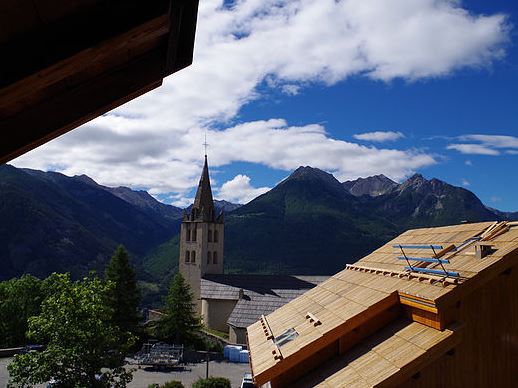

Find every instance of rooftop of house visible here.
[247,221,518,386]
[201,274,329,328]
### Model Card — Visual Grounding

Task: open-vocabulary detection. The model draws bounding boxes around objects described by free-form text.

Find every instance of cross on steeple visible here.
[203,129,209,157]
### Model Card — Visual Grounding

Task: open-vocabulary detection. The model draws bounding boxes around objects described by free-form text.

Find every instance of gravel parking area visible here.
[1,357,251,388]
[127,360,250,387]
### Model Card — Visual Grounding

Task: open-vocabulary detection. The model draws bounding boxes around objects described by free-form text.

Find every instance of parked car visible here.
[240,373,256,388]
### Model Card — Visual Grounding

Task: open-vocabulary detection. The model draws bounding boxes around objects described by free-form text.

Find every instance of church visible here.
[179,156,328,344]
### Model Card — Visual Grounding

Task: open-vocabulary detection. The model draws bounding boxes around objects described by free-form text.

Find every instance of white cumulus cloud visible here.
[217,175,270,204]
[447,134,518,155]
[460,134,518,148]
[204,120,435,182]
[12,0,510,200]
[447,143,500,155]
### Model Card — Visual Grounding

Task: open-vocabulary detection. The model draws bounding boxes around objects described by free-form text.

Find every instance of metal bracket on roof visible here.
[395,244,460,279]
[403,266,460,278]
[398,244,413,271]
[431,245,449,275]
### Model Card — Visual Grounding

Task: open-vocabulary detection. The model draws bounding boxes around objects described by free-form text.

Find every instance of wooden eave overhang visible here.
[0,0,199,164]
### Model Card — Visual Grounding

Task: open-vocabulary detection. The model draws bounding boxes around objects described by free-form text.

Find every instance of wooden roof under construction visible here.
[0,0,199,164]
[292,319,461,388]
[247,221,518,386]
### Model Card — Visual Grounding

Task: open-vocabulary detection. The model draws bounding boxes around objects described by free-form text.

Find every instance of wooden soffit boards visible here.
[0,0,199,164]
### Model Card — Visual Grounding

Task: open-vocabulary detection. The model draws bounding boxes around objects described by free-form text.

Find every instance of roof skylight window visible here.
[274,328,298,347]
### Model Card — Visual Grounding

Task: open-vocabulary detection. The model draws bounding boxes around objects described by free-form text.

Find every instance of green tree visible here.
[157,272,201,344]
[8,273,135,387]
[0,275,45,348]
[105,245,141,336]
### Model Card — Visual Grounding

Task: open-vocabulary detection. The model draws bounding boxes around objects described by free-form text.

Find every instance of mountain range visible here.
[0,165,182,280]
[222,167,517,275]
[1,164,516,284]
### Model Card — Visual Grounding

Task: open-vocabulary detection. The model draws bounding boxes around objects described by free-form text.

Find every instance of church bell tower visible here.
[179,155,224,312]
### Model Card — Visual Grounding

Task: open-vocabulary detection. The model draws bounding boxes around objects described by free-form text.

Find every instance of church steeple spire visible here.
[191,155,215,221]
[179,154,225,313]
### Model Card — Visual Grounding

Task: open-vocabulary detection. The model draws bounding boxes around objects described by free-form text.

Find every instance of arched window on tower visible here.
[213,251,218,264]
[208,229,212,242]
[192,228,197,242]
[191,251,196,263]
[214,230,219,243]
[207,251,211,264]
[185,251,190,263]
[186,227,191,242]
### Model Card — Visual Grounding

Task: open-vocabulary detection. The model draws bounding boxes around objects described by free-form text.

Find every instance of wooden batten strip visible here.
[346,264,460,286]
[483,225,510,241]
[481,221,499,238]
[435,244,456,258]
[481,221,508,241]
[398,292,439,314]
[305,312,322,327]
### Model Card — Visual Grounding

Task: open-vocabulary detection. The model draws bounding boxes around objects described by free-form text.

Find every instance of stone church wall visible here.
[202,298,237,332]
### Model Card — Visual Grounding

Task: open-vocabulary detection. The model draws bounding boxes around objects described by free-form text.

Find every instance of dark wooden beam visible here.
[0,1,170,88]
[0,50,164,164]
[0,0,199,164]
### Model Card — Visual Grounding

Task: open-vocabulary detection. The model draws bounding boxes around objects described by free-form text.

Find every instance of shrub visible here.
[192,377,231,388]
[206,340,224,354]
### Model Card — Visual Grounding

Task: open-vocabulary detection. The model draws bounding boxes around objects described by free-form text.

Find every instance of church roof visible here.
[201,274,329,328]
[247,221,518,386]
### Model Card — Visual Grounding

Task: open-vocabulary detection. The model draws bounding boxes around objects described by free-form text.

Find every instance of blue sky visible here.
[13,0,518,210]
[233,54,518,210]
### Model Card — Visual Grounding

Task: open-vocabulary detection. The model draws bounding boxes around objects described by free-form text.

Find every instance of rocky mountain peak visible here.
[289,166,335,181]
[73,174,99,186]
[342,174,398,197]
[398,173,429,192]
[408,173,426,183]
[286,166,347,195]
